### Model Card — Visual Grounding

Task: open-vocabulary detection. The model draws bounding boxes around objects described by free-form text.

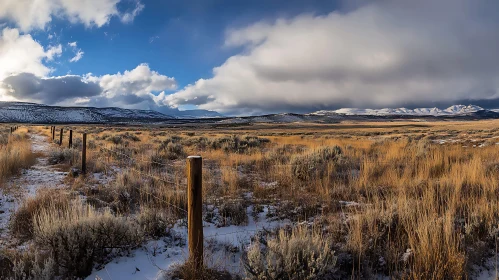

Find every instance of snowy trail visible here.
[0,133,66,241]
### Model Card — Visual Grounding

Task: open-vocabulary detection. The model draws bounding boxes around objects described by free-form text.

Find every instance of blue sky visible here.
[33,0,338,91]
[2,0,499,116]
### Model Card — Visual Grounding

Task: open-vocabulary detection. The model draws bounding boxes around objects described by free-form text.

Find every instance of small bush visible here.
[164,142,186,160]
[137,207,175,238]
[243,227,337,280]
[108,135,124,145]
[10,190,70,241]
[168,259,237,280]
[122,132,140,142]
[33,203,142,278]
[47,148,79,165]
[291,146,343,181]
[159,136,183,150]
[218,201,248,226]
[4,250,56,280]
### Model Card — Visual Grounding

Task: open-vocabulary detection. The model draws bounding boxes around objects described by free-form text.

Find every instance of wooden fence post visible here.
[187,156,203,270]
[59,128,63,146]
[52,126,55,140]
[69,130,73,148]
[82,133,87,174]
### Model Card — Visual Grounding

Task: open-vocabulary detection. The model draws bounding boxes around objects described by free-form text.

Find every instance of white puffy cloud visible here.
[166,0,499,115]
[0,28,57,79]
[2,63,177,110]
[83,63,177,108]
[0,0,143,32]
[0,27,66,100]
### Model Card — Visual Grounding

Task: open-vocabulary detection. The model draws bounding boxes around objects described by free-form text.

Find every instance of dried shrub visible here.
[47,148,79,165]
[218,201,248,226]
[291,146,343,181]
[10,190,70,241]
[137,207,175,238]
[243,227,337,280]
[33,202,142,278]
[168,259,237,280]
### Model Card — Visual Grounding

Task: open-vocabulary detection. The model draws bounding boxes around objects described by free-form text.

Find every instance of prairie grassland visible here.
[4,121,499,279]
[0,127,37,183]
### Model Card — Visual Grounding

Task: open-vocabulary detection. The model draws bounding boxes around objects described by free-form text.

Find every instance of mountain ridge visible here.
[312,105,486,116]
[0,102,498,124]
[0,101,222,123]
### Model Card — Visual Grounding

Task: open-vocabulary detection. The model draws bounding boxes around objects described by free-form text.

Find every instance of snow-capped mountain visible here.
[312,105,485,116]
[0,102,222,123]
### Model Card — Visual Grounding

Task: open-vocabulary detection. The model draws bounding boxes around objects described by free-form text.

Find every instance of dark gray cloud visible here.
[1,64,179,113]
[2,73,101,104]
[166,0,499,115]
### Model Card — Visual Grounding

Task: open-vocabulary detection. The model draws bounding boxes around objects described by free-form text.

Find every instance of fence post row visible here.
[82,133,87,174]
[187,156,203,270]
[69,130,73,149]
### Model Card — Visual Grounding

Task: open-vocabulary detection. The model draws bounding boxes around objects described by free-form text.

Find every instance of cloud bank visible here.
[1,64,177,110]
[166,0,499,115]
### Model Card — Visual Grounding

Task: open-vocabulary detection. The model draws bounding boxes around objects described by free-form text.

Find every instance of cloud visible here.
[2,73,101,104]
[0,0,144,31]
[84,63,177,107]
[0,28,58,79]
[45,44,62,61]
[69,50,84,62]
[67,41,84,62]
[166,0,499,115]
[1,64,177,110]
[121,1,145,24]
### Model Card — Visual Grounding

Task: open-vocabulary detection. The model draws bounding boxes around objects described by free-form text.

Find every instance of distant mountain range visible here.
[0,102,497,124]
[312,105,486,116]
[0,102,222,123]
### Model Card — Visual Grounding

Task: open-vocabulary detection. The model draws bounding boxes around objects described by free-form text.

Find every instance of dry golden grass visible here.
[8,121,499,279]
[0,127,37,183]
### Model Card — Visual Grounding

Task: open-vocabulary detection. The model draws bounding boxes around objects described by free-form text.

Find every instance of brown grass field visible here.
[2,120,499,279]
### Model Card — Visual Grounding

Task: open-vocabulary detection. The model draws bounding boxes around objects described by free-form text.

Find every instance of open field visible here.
[2,120,499,279]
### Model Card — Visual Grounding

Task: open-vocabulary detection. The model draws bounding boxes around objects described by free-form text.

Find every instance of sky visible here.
[1,0,499,116]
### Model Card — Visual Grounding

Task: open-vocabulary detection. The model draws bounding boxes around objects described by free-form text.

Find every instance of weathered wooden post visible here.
[59,128,63,146]
[187,156,203,270]
[52,126,55,140]
[82,133,87,174]
[69,130,73,148]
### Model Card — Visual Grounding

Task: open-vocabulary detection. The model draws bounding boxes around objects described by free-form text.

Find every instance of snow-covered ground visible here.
[86,205,286,280]
[0,134,67,241]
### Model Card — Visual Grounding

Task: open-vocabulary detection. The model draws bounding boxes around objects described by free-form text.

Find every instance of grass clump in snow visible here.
[242,226,337,280]
[10,189,70,241]
[167,259,238,280]
[47,148,79,165]
[32,201,142,278]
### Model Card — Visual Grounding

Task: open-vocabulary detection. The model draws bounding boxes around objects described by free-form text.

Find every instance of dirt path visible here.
[0,133,67,241]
